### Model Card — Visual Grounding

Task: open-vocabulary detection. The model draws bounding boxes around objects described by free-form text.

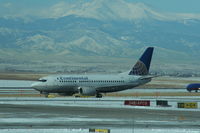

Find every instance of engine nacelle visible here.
[78,87,96,96]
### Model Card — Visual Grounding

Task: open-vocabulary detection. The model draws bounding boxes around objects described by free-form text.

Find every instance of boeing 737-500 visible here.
[31,47,154,98]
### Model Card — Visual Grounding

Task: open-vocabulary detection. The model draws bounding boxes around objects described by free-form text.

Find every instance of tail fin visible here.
[129,47,154,75]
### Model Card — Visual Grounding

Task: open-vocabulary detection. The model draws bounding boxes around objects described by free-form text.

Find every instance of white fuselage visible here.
[31,74,151,95]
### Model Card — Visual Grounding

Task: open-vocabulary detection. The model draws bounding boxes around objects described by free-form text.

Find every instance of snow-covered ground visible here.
[0,97,200,133]
[0,97,200,111]
[1,128,200,133]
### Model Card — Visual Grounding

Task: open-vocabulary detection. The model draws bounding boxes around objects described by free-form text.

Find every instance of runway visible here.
[0,88,189,95]
[0,80,200,132]
[0,97,200,133]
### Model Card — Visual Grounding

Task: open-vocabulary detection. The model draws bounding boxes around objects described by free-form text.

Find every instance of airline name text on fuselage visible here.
[58,76,89,81]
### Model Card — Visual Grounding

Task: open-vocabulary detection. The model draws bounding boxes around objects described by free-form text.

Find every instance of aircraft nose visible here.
[31,82,43,90]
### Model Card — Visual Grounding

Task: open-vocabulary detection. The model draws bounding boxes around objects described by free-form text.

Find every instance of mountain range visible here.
[0,0,200,74]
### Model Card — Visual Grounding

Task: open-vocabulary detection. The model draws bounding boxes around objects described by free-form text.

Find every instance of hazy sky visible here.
[128,0,200,13]
[0,0,199,13]
[0,0,200,18]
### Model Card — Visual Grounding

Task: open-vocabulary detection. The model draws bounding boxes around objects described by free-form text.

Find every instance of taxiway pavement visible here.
[0,97,200,133]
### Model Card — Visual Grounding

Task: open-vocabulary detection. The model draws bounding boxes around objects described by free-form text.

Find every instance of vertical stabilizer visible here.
[129,47,154,75]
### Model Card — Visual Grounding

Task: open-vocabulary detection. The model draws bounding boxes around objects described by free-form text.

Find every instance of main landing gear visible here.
[96,93,102,98]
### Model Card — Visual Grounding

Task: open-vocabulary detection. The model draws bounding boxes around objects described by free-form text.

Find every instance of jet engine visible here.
[78,87,96,96]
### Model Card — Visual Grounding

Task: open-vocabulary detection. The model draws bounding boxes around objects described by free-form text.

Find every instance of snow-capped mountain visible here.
[39,0,200,21]
[0,0,200,73]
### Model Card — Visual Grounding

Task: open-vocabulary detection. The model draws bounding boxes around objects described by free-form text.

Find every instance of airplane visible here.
[186,83,200,92]
[31,47,154,98]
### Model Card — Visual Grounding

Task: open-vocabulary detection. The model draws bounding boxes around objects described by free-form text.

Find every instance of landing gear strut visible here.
[96,93,102,98]
[40,91,49,98]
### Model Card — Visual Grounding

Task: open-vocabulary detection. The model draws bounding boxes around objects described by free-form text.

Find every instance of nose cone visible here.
[31,82,44,90]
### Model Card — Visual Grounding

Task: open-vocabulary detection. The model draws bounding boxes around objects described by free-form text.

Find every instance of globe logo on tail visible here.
[129,60,148,75]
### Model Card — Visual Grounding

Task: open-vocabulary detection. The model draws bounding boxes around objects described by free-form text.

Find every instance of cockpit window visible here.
[38,79,47,82]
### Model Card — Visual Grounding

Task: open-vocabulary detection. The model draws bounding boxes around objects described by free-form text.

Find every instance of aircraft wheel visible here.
[40,92,49,97]
[96,93,102,98]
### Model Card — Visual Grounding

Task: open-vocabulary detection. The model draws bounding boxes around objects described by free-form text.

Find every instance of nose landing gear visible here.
[40,91,49,98]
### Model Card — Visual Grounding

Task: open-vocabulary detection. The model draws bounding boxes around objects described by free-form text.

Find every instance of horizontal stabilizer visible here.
[139,75,158,80]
